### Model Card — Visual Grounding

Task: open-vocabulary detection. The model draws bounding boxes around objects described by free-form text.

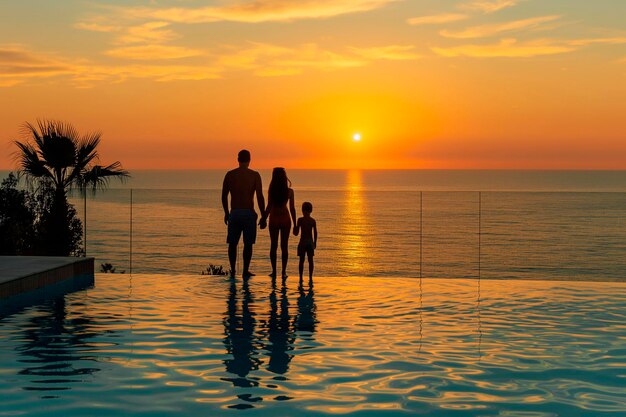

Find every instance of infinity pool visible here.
[1,275,625,416]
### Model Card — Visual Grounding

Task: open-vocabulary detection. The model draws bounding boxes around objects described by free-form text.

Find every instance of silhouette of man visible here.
[222,150,266,278]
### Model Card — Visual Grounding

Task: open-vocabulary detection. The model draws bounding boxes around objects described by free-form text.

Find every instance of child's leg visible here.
[299,255,305,280]
[307,253,314,280]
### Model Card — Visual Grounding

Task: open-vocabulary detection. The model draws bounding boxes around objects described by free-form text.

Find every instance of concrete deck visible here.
[0,256,94,299]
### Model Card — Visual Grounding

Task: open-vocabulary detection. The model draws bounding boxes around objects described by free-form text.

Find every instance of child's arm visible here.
[294,218,300,236]
[313,219,318,248]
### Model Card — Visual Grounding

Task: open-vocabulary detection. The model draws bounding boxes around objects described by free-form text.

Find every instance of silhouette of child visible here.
[294,202,317,281]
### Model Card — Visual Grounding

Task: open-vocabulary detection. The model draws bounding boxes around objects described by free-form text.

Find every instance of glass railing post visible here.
[478,191,482,280]
[130,189,133,275]
[420,191,423,280]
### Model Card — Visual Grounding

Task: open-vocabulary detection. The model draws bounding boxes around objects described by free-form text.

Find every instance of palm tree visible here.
[14,119,129,256]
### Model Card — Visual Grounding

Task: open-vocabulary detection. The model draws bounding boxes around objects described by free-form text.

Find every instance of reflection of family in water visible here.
[221,277,317,390]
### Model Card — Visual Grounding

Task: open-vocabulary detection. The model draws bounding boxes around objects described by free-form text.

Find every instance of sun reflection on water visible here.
[339,170,371,274]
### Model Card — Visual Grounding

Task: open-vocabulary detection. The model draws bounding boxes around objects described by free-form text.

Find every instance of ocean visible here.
[4,170,626,280]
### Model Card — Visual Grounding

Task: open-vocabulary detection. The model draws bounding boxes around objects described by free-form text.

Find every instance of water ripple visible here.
[0,275,625,416]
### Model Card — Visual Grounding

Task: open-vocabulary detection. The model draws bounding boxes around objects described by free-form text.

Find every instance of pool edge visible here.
[0,256,94,299]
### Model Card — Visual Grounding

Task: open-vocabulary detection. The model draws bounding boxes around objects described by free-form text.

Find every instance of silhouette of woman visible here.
[260,168,296,279]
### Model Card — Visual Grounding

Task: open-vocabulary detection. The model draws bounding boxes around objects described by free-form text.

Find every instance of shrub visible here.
[202,264,230,276]
[0,172,83,256]
[100,263,125,273]
[0,173,35,255]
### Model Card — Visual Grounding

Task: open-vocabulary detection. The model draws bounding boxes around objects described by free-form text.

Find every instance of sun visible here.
[352,133,361,142]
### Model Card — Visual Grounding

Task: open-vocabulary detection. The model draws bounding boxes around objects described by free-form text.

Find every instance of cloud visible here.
[433,35,626,58]
[432,38,575,58]
[54,63,223,86]
[215,42,369,76]
[0,79,23,87]
[1,41,420,87]
[441,15,561,39]
[122,0,399,24]
[568,37,626,46]
[254,67,302,77]
[78,20,180,46]
[75,22,122,33]
[227,43,422,76]
[273,46,367,70]
[350,45,421,60]
[0,48,71,74]
[0,46,74,86]
[0,46,220,86]
[99,65,222,82]
[106,44,204,60]
[215,43,294,70]
[460,0,519,14]
[407,13,468,26]
[115,22,179,45]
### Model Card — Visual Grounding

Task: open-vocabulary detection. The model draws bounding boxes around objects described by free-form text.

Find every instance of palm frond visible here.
[15,119,130,195]
[79,131,102,165]
[36,119,79,142]
[20,121,44,153]
[14,141,51,179]
[66,131,102,187]
[13,140,54,191]
[21,120,79,172]
[81,161,130,193]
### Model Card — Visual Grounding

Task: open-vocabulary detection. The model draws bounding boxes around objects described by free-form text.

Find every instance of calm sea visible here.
[4,170,626,280]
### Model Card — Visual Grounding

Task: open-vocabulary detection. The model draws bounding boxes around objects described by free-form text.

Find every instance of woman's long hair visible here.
[268,167,291,206]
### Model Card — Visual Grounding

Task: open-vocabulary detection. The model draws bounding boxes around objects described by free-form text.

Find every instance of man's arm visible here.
[255,172,267,228]
[221,173,230,225]
[313,220,318,248]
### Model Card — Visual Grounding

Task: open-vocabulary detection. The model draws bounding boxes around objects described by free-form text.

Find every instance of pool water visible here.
[0,275,625,416]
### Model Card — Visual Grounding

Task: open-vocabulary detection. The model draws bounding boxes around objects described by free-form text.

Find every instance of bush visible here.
[0,173,35,255]
[0,173,83,256]
[100,263,125,274]
[201,264,230,276]
[30,180,83,256]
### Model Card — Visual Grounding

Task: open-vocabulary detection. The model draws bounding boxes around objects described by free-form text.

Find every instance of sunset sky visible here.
[1,0,625,169]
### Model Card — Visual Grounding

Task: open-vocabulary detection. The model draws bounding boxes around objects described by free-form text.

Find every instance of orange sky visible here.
[1,0,625,169]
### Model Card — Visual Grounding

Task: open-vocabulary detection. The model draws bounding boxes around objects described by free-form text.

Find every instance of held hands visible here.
[259,217,267,230]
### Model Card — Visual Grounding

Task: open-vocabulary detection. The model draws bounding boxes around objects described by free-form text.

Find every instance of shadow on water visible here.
[221,276,318,409]
[0,274,104,397]
[16,297,102,395]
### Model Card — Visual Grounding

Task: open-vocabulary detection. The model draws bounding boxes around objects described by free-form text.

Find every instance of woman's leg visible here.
[280,225,290,278]
[269,225,279,277]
